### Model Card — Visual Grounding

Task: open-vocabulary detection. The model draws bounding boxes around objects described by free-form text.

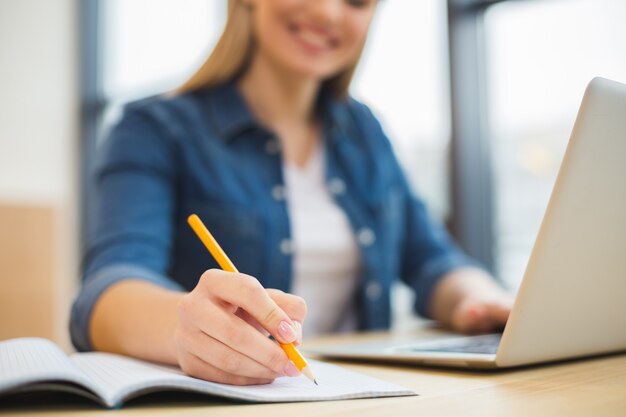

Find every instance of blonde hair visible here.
[176,0,360,99]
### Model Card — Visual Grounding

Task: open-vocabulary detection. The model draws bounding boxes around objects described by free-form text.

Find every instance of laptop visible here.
[306,77,626,369]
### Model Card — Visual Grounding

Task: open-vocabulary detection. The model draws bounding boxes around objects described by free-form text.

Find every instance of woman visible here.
[71,0,513,385]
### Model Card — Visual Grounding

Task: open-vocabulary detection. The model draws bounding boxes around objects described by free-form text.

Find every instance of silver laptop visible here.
[307,77,626,369]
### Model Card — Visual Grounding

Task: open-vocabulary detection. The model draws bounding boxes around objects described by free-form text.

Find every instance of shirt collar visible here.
[317,89,352,140]
[204,81,352,142]
[204,81,259,141]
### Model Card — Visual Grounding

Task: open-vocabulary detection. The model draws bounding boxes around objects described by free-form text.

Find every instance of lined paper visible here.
[1,338,416,408]
[70,353,416,406]
[0,338,99,395]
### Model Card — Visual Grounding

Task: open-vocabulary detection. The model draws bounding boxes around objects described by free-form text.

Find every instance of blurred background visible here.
[1,0,625,350]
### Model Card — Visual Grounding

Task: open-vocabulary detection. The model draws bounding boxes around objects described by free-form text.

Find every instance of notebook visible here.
[0,338,415,408]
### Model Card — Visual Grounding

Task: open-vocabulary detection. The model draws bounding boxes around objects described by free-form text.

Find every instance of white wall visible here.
[0,0,79,350]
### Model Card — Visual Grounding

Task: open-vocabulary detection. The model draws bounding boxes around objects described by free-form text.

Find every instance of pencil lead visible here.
[314,379,318,386]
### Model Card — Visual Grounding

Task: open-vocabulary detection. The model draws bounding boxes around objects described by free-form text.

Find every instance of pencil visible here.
[187,213,318,385]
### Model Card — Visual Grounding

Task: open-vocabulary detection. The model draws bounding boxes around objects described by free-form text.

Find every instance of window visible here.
[353,0,451,218]
[99,0,226,132]
[485,0,626,288]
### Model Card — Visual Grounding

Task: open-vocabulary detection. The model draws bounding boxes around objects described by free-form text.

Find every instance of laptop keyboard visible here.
[399,333,502,355]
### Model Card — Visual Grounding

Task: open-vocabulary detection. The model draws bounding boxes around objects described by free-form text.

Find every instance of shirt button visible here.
[328,178,346,196]
[265,138,281,155]
[357,227,376,247]
[279,239,293,255]
[271,184,286,201]
[366,282,382,300]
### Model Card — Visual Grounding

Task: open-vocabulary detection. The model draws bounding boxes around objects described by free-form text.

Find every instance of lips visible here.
[288,22,339,52]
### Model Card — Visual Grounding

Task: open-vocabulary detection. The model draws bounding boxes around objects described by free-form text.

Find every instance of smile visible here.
[289,23,339,53]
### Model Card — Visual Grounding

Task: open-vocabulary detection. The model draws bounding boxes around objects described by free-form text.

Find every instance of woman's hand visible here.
[174,269,307,385]
[429,267,514,334]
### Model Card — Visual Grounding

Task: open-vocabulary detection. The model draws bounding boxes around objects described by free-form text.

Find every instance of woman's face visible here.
[248,0,377,80]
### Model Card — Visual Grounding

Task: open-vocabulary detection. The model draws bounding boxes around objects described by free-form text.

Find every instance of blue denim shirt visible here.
[70,82,477,351]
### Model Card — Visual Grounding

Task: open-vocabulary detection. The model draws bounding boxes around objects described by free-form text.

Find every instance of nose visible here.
[310,0,342,26]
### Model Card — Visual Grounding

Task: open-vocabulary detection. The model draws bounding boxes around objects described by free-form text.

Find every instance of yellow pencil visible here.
[187,213,318,385]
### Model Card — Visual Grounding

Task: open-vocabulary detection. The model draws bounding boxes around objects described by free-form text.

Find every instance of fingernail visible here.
[278,320,297,343]
[283,361,300,377]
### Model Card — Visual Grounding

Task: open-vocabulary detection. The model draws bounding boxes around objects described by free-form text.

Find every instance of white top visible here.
[283,145,360,338]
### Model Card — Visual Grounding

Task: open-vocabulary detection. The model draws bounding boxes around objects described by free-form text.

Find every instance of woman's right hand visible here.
[174,269,307,385]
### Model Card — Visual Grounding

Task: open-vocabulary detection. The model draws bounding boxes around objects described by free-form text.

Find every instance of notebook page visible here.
[0,338,100,397]
[70,352,415,406]
[208,360,417,402]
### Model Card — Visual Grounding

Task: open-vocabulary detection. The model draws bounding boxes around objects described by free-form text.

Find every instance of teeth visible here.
[298,29,328,48]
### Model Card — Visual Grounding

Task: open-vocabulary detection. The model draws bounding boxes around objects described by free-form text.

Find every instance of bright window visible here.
[485,0,626,288]
[353,0,451,218]
[100,0,225,129]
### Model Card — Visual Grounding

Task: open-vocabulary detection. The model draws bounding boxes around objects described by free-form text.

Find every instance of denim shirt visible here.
[70,82,477,351]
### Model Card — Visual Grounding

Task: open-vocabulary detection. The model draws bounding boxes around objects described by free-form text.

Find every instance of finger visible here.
[483,301,512,326]
[467,304,508,333]
[455,303,487,333]
[179,352,274,386]
[235,309,302,346]
[202,271,299,344]
[235,309,271,337]
[453,301,497,334]
[473,311,500,333]
[186,298,296,376]
[182,328,282,380]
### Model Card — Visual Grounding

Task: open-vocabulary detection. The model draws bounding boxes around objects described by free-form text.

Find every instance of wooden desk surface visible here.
[2,324,626,417]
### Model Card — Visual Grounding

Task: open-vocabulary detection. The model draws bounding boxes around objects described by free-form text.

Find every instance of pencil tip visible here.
[301,366,317,385]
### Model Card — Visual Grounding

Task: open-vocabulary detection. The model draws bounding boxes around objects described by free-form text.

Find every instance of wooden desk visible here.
[2,324,625,416]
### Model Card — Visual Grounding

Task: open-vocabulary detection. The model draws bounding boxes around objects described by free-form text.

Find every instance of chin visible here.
[278,55,345,82]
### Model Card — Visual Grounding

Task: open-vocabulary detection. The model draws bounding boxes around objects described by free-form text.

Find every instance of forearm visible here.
[89,279,185,365]
[428,267,510,327]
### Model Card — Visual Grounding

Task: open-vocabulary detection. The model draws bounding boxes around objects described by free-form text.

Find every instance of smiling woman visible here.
[72,0,513,387]
[244,0,372,82]
[178,0,375,97]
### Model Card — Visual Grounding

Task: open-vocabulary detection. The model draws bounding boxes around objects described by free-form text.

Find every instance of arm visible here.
[71,105,306,385]
[397,186,513,333]
[350,102,512,333]
[70,105,183,354]
[89,280,183,364]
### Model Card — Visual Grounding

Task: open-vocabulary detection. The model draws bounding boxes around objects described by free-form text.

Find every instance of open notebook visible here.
[0,338,415,408]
